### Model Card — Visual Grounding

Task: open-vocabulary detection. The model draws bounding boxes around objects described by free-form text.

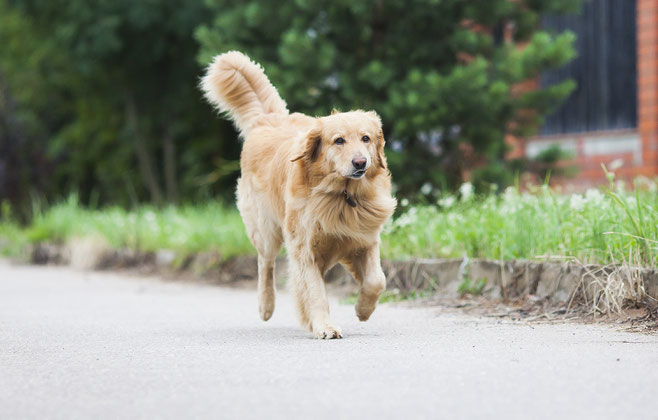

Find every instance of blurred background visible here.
[0,0,609,209]
[0,0,656,267]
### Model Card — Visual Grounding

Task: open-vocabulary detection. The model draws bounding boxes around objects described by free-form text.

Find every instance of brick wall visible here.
[638,0,658,178]
[513,1,658,188]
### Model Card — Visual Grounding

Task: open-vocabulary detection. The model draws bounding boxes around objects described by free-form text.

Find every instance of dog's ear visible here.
[375,129,388,170]
[291,123,322,163]
[366,110,382,126]
[365,111,387,170]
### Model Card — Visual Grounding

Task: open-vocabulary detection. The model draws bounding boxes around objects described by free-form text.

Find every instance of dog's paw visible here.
[355,299,377,322]
[259,304,274,321]
[258,295,275,321]
[313,324,343,339]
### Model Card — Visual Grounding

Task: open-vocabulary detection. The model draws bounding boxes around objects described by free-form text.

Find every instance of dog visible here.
[201,51,396,339]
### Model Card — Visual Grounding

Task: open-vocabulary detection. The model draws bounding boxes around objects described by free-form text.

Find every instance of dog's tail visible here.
[201,51,288,137]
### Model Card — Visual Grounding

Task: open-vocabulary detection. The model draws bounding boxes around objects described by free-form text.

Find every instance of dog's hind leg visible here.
[253,219,282,321]
[237,179,282,321]
[256,255,277,321]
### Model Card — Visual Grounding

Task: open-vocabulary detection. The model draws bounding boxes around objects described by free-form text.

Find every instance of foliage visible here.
[382,177,658,267]
[1,0,582,215]
[340,289,431,305]
[0,196,253,258]
[2,176,656,268]
[0,0,241,214]
[457,277,487,297]
[197,0,580,197]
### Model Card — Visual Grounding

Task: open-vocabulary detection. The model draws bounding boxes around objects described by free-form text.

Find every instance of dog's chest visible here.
[309,232,367,270]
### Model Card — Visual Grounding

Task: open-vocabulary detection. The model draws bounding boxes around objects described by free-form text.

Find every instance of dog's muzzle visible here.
[350,169,366,179]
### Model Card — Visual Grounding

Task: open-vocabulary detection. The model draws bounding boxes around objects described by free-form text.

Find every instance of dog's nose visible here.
[352,156,367,170]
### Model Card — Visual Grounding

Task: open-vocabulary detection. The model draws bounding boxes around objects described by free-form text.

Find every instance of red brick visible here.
[638,47,657,59]
[642,134,658,143]
[638,29,658,42]
[639,105,658,117]
[616,166,657,177]
[639,118,658,132]
[639,16,658,29]
[638,81,658,93]
[638,0,658,8]
[638,59,658,70]
[638,72,658,86]
[643,149,658,162]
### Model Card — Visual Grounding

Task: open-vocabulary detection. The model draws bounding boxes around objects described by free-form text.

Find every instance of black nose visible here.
[352,156,367,170]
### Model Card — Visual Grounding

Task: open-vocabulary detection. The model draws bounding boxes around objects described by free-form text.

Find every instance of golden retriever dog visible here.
[201,51,396,339]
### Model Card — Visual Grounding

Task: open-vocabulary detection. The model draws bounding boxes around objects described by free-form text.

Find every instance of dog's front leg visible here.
[344,245,387,321]
[289,258,342,339]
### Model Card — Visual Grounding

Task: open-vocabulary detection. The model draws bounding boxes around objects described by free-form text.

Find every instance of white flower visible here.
[569,194,586,211]
[650,181,658,194]
[584,188,604,206]
[400,198,409,207]
[609,158,623,170]
[420,182,433,195]
[503,186,518,202]
[459,182,474,201]
[393,207,418,228]
[439,196,456,208]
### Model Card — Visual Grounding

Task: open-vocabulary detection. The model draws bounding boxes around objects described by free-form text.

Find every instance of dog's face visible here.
[294,110,387,179]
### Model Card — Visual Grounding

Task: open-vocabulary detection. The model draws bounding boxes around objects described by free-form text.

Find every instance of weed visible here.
[457,277,487,297]
[340,288,431,305]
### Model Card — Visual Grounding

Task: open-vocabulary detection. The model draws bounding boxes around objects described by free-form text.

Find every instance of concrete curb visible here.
[29,242,658,311]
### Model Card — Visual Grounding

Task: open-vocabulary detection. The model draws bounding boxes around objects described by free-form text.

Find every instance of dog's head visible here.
[292,110,387,180]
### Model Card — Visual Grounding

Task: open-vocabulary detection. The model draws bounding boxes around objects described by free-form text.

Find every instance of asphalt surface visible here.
[1,261,657,420]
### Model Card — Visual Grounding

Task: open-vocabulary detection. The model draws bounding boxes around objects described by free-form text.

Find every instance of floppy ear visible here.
[375,129,388,170]
[291,123,322,163]
[366,111,387,170]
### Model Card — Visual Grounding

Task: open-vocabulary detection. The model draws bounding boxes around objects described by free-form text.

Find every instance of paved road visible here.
[1,262,657,420]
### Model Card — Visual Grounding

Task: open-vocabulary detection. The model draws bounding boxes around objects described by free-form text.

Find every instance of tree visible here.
[0,0,71,217]
[0,0,241,211]
[196,0,580,197]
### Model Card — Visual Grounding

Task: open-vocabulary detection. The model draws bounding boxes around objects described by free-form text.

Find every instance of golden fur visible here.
[202,51,396,339]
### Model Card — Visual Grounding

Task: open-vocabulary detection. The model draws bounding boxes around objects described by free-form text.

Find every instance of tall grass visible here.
[1,196,253,258]
[1,178,656,266]
[381,179,657,266]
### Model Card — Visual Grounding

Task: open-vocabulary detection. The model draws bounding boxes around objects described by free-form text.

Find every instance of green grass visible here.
[381,179,658,267]
[457,277,487,297]
[0,196,253,259]
[340,289,431,305]
[1,177,657,267]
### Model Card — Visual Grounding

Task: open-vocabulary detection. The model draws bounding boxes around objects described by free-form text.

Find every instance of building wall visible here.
[638,0,658,178]
[518,0,658,187]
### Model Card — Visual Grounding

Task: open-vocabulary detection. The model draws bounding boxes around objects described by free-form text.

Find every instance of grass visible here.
[457,277,487,297]
[381,177,658,267]
[340,289,432,305]
[1,175,657,267]
[0,196,253,259]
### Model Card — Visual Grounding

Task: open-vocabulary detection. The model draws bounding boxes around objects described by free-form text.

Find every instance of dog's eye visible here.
[361,135,370,143]
[334,137,346,145]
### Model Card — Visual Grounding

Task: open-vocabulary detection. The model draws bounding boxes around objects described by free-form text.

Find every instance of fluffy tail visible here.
[201,51,288,136]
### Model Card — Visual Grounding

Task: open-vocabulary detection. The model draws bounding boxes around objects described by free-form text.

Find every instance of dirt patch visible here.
[419,294,658,333]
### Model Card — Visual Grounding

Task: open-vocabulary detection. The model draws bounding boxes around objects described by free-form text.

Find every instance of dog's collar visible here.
[343,190,357,207]
[343,179,357,207]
